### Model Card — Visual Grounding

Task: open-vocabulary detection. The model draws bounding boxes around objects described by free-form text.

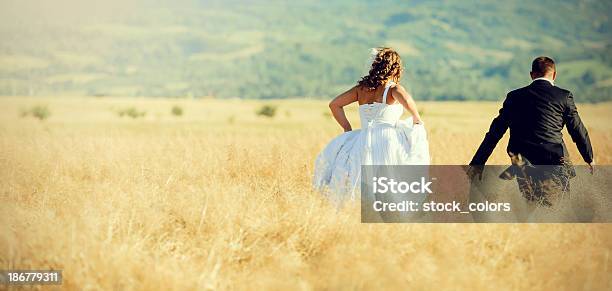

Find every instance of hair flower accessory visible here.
[369,47,380,64]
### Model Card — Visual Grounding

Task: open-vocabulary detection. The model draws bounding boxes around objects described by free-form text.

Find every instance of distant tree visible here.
[117,107,146,119]
[256,105,277,118]
[581,71,596,85]
[20,105,50,121]
[171,105,183,116]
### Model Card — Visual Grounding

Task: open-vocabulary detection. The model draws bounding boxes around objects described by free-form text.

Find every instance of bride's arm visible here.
[329,86,358,132]
[392,85,422,124]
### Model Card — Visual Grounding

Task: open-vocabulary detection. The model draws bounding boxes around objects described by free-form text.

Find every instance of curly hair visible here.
[358,47,403,91]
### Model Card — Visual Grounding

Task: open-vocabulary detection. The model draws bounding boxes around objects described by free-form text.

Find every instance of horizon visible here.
[0,0,610,101]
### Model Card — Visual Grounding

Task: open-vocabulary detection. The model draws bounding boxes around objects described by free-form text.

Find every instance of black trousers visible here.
[514,162,574,206]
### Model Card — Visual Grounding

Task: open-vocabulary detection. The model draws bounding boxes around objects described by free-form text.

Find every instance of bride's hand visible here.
[413,117,423,125]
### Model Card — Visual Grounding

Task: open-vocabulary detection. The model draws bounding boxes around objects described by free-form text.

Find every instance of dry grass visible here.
[1,97,611,290]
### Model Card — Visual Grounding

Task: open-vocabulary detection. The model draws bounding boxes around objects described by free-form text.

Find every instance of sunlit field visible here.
[1,97,611,290]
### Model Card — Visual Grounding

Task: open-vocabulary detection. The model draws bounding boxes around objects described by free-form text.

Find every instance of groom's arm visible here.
[469,96,511,165]
[563,92,593,164]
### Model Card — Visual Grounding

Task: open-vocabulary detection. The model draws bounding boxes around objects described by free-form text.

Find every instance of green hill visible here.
[0,0,610,102]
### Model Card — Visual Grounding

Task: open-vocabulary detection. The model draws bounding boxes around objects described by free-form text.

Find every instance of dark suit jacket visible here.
[470,79,593,165]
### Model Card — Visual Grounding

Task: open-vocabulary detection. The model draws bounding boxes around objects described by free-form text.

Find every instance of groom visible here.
[467,56,594,202]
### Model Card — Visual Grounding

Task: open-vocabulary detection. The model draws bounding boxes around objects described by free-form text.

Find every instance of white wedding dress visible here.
[313,82,430,203]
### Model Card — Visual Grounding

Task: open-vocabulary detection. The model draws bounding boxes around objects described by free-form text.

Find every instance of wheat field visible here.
[1,97,611,290]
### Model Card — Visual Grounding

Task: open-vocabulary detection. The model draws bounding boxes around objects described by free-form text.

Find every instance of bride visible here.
[313,47,430,203]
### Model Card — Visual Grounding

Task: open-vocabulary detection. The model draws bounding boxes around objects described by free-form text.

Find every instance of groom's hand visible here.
[588,162,594,175]
[466,165,483,181]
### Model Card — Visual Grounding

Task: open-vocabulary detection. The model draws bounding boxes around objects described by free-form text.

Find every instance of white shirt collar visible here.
[532,77,554,86]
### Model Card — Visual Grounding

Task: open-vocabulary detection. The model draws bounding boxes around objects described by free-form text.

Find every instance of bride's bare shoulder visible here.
[391,84,411,96]
[354,84,371,96]
[390,83,405,91]
[355,84,367,92]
